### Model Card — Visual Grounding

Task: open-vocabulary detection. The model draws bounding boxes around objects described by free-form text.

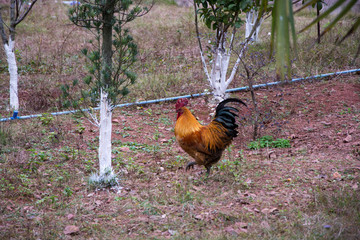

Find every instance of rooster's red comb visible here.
[175,98,189,109]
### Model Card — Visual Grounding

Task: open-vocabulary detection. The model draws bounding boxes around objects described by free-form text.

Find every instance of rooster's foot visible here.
[185,162,196,171]
[205,166,212,175]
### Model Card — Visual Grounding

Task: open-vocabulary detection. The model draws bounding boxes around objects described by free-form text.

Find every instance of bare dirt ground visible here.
[1,74,360,239]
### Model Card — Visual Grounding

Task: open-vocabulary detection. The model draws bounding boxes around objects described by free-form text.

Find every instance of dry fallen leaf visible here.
[234,222,248,229]
[64,225,79,235]
[343,135,352,143]
[268,151,277,159]
[261,221,271,230]
[119,146,130,152]
[332,172,342,180]
[320,121,332,126]
[224,226,236,235]
[245,178,252,184]
[261,207,278,214]
[168,229,177,236]
[290,134,297,139]
[225,222,248,235]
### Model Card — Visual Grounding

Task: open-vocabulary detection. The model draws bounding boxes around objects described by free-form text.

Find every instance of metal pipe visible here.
[1,68,360,122]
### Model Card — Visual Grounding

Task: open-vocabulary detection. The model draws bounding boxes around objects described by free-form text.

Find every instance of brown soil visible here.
[1,74,360,239]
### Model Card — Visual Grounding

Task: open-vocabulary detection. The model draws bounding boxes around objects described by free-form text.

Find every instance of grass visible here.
[247,135,291,150]
[0,1,360,239]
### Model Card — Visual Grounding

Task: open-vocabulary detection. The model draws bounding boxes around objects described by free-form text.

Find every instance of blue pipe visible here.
[1,68,359,122]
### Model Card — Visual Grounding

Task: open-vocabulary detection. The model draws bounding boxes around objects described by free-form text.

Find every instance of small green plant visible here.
[126,158,145,174]
[0,177,15,192]
[338,107,353,115]
[36,195,59,206]
[166,154,184,169]
[26,149,52,173]
[181,190,194,203]
[141,201,161,216]
[248,135,291,150]
[63,186,73,197]
[39,113,54,126]
[83,158,96,173]
[158,117,172,126]
[115,196,125,201]
[75,123,85,135]
[144,108,153,116]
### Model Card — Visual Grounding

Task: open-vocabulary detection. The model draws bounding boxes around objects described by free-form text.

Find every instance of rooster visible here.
[175,98,246,175]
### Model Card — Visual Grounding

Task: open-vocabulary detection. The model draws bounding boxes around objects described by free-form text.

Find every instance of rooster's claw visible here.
[186,162,196,171]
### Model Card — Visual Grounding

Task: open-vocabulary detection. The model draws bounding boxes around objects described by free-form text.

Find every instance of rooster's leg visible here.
[186,162,196,171]
[205,166,212,175]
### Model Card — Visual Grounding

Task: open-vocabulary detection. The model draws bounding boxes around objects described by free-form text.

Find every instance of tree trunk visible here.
[4,38,19,111]
[0,1,37,112]
[245,9,263,42]
[249,82,259,140]
[98,1,115,176]
[209,48,231,103]
[98,89,112,175]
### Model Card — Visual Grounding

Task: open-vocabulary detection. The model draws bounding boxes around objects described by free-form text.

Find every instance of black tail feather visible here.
[215,98,246,114]
[214,98,246,137]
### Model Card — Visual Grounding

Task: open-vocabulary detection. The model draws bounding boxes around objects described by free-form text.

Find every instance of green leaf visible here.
[81,48,88,56]
[295,0,319,13]
[72,79,79,86]
[84,75,92,85]
[299,0,347,33]
[336,17,360,45]
[320,0,357,37]
[121,87,129,96]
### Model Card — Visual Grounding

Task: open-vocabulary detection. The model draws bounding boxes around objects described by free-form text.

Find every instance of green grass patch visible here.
[248,135,291,150]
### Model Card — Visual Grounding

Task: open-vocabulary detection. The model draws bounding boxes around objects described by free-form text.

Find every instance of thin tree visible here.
[0,0,37,112]
[238,51,268,140]
[314,1,325,44]
[65,0,151,182]
[245,1,272,43]
[245,8,264,43]
[193,0,263,103]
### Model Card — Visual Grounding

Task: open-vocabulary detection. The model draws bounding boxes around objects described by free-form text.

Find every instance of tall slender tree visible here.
[0,0,37,112]
[66,0,151,180]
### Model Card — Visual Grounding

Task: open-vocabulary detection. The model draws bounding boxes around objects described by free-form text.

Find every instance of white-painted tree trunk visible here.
[98,89,113,176]
[4,38,19,111]
[245,9,263,42]
[210,48,231,102]
[194,4,259,103]
[201,37,248,104]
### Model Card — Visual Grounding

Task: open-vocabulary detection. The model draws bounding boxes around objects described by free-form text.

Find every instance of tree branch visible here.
[14,0,38,27]
[0,7,9,45]
[225,39,248,88]
[194,1,210,82]
[87,110,100,127]
[226,6,264,87]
